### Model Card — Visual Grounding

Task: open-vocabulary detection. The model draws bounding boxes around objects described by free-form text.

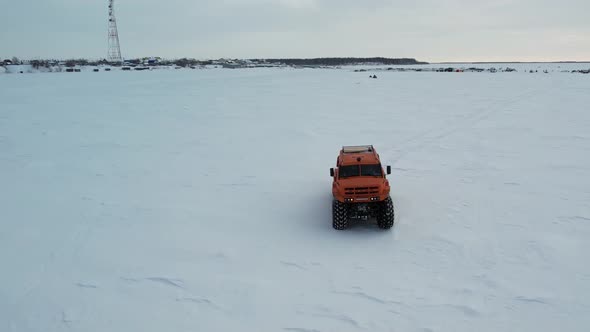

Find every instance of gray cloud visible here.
[1,0,588,61]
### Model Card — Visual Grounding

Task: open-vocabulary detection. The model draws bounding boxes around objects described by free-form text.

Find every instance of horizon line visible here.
[3,56,590,64]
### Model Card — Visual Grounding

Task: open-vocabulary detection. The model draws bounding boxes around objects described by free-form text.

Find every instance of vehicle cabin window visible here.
[361,164,383,176]
[339,164,382,178]
[339,165,360,178]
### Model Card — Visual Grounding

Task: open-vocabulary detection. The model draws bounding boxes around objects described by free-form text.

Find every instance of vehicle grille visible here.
[344,186,379,195]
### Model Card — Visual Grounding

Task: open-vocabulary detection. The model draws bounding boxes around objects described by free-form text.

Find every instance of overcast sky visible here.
[1,0,589,62]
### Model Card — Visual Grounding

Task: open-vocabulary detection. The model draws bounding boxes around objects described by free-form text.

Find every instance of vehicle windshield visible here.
[339,164,382,178]
[361,164,383,176]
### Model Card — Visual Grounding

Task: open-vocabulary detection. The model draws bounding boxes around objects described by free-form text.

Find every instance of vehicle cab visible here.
[330,145,391,203]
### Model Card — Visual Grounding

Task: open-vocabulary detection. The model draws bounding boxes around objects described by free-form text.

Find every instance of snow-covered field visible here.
[1,68,589,332]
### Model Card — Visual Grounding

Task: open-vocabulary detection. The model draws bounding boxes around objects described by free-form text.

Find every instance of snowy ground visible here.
[1,68,589,332]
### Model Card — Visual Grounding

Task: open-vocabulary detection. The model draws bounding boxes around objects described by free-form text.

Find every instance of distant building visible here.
[146,57,161,65]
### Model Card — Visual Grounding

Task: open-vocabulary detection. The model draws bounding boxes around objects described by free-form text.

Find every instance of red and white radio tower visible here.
[107,0,123,63]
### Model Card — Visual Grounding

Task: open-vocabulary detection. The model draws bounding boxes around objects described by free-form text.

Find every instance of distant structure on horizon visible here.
[107,0,123,63]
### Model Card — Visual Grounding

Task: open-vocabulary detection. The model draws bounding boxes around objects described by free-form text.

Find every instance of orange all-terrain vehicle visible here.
[330,145,394,230]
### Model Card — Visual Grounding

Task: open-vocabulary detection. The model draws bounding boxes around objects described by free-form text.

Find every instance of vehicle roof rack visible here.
[342,145,374,153]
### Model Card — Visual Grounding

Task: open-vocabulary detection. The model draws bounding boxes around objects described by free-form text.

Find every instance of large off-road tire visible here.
[332,200,349,230]
[376,196,394,229]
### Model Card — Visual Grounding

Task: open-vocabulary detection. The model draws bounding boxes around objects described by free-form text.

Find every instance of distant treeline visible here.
[263,57,428,66]
[3,56,428,68]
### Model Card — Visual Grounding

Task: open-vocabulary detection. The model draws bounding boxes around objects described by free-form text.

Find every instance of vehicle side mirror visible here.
[386,165,391,175]
[330,168,335,177]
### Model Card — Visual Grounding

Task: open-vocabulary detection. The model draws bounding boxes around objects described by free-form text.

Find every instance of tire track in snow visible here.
[121,276,230,313]
[75,282,98,289]
[514,296,552,305]
[16,198,103,309]
[297,308,363,330]
[176,296,226,312]
[568,216,590,222]
[389,88,540,164]
[280,261,308,271]
[332,290,403,306]
[145,277,186,289]
[309,313,362,329]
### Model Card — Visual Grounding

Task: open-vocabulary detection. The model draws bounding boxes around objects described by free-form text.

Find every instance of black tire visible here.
[332,200,349,230]
[376,196,394,229]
